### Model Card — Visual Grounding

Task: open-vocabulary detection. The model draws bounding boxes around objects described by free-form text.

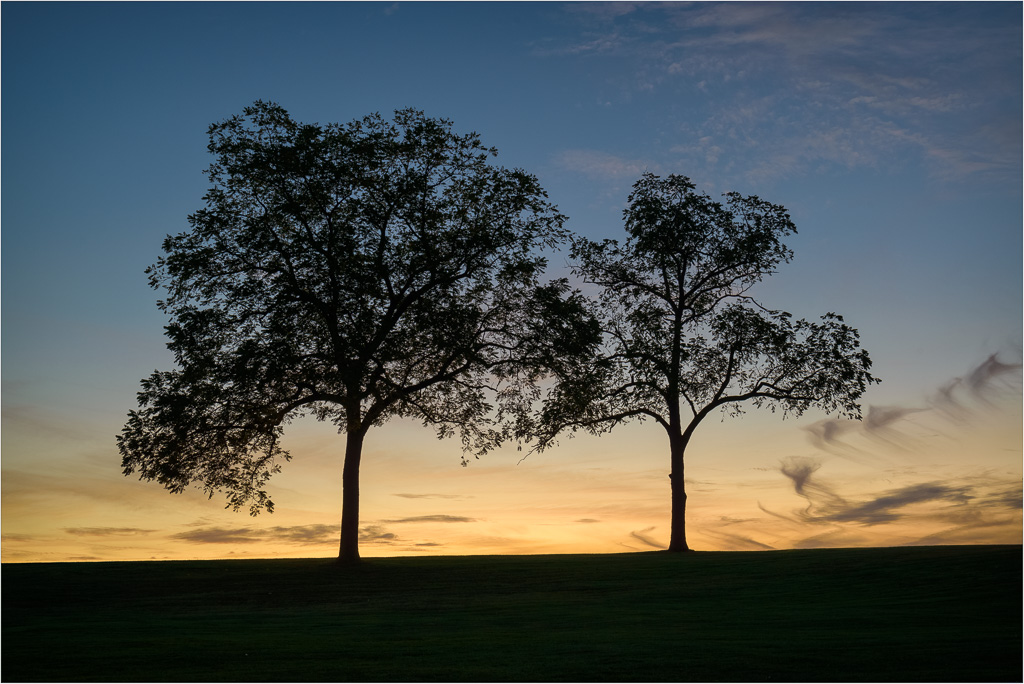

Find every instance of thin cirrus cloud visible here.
[546,3,1020,185]
[380,515,477,524]
[170,527,261,544]
[2,467,189,511]
[64,527,156,537]
[2,404,89,443]
[357,516,478,547]
[553,149,654,181]
[393,493,472,500]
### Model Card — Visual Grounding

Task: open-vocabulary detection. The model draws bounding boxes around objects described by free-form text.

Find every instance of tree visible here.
[536,173,878,552]
[117,102,597,564]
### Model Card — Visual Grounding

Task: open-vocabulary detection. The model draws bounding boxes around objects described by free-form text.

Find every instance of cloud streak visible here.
[629,526,667,549]
[825,483,972,526]
[805,352,1022,455]
[64,527,156,537]
[358,525,397,543]
[768,456,1021,532]
[380,515,477,524]
[170,524,337,545]
[393,493,471,500]
[703,529,775,551]
[171,527,262,544]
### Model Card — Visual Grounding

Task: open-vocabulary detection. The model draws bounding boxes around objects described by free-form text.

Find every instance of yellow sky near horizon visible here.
[3,357,1020,563]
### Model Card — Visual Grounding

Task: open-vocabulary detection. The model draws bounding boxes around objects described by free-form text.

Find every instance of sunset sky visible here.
[2,2,1021,563]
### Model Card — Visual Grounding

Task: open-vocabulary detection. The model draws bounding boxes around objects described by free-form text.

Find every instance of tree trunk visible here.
[337,428,364,564]
[667,430,692,552]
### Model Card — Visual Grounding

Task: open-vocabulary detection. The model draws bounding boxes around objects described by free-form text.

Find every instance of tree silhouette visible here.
[536,173,878,552]
[117,102,596,564]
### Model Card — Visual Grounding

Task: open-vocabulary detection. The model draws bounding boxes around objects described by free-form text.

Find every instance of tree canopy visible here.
[117,102,597,562]
[535,173,878,551]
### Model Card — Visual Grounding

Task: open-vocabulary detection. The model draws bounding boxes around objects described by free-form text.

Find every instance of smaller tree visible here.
[536,173,878,552]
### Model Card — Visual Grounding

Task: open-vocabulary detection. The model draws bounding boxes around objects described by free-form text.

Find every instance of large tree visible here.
[536,173,878,552]
[117,102,596,564]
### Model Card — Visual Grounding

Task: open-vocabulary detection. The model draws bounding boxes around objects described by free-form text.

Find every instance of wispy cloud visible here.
[563,2,647,23]
[266,524,338,544]
[393,493,471,500]
[825,483,972,526]
[380,515,477,524]
[629,526,667,549]
[546,3,1021,184]
[559,33,624,56]
[963,354,1022,403]
[2,403,104,444]
[64,527,156,537]
[767,456,1021,534]
[170,524,337,545]
[979,484,1024,511]
[806,352,1022,455]
[171,527,261,544]
[703,530,775,551]
[359,525,397,543]
[803,418,862,456]
[792,529,875,550]
[554,149,653,181]
[907,513,1024,546]
[717,515,760,526]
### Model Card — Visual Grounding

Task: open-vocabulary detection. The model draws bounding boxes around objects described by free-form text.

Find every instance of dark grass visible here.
[2,545,1020,682]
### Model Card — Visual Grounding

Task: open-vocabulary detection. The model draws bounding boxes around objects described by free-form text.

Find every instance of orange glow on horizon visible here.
[3,385,1020,563]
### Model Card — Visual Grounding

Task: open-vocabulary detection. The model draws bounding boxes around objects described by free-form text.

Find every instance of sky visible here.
[2,1,1021,563]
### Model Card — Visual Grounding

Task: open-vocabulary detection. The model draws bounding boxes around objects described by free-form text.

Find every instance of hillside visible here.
[3,545,1020,682]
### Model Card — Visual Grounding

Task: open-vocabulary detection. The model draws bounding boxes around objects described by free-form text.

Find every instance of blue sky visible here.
[2,2,1021,561]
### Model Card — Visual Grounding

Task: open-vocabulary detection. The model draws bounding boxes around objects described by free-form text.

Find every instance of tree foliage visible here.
[117,102,596,560]
[535,173,878,551]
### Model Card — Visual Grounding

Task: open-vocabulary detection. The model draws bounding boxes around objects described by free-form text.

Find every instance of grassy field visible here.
[2,545,1020,682]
